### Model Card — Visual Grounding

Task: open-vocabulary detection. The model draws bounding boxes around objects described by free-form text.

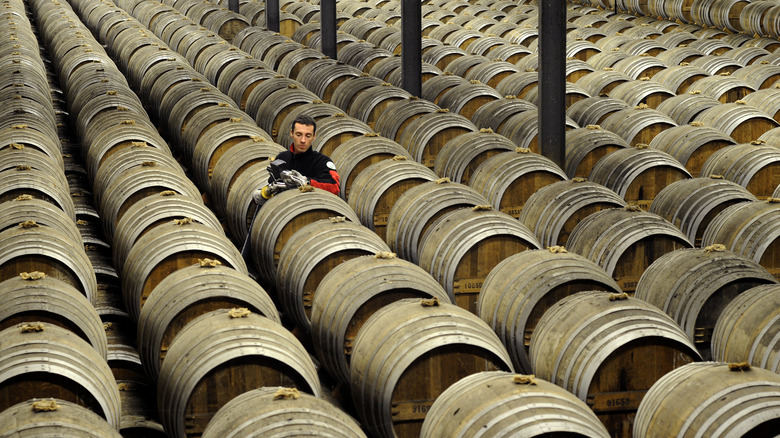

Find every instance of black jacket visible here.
[272,146,340,195]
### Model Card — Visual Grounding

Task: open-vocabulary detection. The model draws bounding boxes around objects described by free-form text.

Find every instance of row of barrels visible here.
[114,5,780,438]
[0,0,127,435]
[27,0,330,437]
[578,0,780,39]
[183,1,780,436]
[326,0,780,169]
[141,0,779,221]
[255,0,780,212]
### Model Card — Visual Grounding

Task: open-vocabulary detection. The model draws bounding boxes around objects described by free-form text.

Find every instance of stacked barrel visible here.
[1,0,780,437]
[0,0,124,434]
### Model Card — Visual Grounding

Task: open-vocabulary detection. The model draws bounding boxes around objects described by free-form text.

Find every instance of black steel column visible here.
[267,0,280,33]
[321,0,337,59]
[401,0,421,97]
[228,0,238,13]
[538,0,566,169]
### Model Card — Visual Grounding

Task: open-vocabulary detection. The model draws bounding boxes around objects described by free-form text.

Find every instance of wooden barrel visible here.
[732,64,780,90]
[0,195,81,245]
[636,245,777,361]
[202,386,365,438]
[421,371,610,438]
[689,54,742,76]
[649,177,758,245]
[275,217,391,331]
[576,69,632,97]
[742,88,780,124]
[494,71,539,100]
[328,133,411,199]
[655,46,704,66]
[386,179,489,263]
[179,103,255,155]
[600,105,678,146]
[634,362,780,437]
[253,85,317,139]
[702,199,780,280]
[498,109,578,152]
[312,253,450,383]
[348,157,437,240]
[421,43,467,71]
[373,97,439,142]
[522,81,590,110]
[649,123,736,177]
[249,186,360,285]
[350,298,514,438]
[0,166,74,217]
[688,75,756,104]
[418,206,541,312]
[434,129,516,185]
[463,59,520,88]
[420,74,469,105]
[347,83,411,130]
[437,81,503,120]
[469,96,536,133]
[520,179,627,247]
[469,148,568,218]
[532,291,700,436]
[607,78,675,108]
[477,248,621,373]
[329,74,384,115]
[97,165,202,241]
[699,143,780,199]
[712,284,780,372]
[214,58,269,97]
[399,109,477,168]
[192,120,278,191]
[121,220,246,321]
[565,125,629,178]
[243,77,302,128]
[83,118,171,182]
[567,206,693,292]
[0,125,64,170]
[111,191,223,272]
[655,93,721,126]
[0,274,107,358]
[588,145,691,209]
[0,323,121,427]
[725,46,770,66]
[297,59,362,103]
[145,68,204,121]
[91,138,182,201]
[0,224,97,301]
[157,309,321,438]
[225,66,278,111]
[166,86,234,152]
[566,96,629,128]
[137,262,279,382]
[310,113,373,158]
[209,141,283,217]
[652,65,709,95]
[0,399,122,437]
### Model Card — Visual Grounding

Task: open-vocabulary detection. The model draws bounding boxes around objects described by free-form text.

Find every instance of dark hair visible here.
[291,115,317,134]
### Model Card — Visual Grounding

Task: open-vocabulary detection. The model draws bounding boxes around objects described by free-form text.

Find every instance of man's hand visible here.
[281,169,308,188]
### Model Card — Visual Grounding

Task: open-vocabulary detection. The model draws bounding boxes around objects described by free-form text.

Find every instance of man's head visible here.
[290,115,317,154]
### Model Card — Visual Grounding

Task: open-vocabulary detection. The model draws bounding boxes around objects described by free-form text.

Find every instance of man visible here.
[242,115,341,272]
[255,115,340,200]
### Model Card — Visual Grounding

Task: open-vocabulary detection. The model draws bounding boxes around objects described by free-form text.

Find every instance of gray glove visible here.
[253,182,287,203]
[281,169,308,188]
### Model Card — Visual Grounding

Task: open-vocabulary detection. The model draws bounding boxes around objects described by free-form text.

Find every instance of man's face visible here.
[291,122,316,154]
